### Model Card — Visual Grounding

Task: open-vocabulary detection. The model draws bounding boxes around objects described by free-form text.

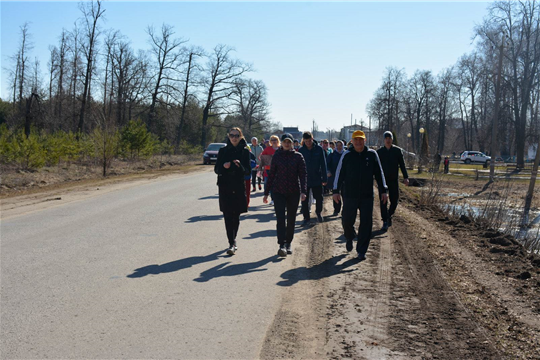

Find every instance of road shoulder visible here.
[1,165,212,220]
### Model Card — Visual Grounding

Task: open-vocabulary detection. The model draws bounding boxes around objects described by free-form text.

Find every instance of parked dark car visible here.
[203,143,226,165]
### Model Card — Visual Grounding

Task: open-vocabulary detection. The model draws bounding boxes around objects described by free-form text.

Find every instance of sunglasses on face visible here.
[229,134,240,138]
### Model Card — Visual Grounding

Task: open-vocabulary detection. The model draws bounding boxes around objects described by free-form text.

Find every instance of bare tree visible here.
[409,70,433,153]
[478,0,540,167]
[175,46,204,152]
[12,23,34,112]
[146,23,187,134]
[77,0,105,134]
[231,78,270,138]
[436,67,455,154]
[200,44,252,147]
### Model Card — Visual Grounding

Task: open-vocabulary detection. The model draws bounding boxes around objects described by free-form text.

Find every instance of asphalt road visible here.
[1,169,292,359]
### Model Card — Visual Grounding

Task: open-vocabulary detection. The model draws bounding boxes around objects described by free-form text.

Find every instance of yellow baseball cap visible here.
[352,130,366,139]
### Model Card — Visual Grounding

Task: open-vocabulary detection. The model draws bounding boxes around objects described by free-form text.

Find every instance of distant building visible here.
[283,127,303,141]
[339,125,379,146]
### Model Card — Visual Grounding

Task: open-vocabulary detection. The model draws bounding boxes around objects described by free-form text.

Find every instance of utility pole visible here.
[490,34,505,183]
[369,116,371,147]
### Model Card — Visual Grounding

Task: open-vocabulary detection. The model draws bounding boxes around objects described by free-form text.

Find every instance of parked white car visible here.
[460,151,491,164]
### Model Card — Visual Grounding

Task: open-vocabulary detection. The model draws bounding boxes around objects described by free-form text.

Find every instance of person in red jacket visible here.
[264,133,307,257]
[260,135,280,205]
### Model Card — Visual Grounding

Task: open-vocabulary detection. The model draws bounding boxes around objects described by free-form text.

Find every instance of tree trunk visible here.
[176,52,193,152]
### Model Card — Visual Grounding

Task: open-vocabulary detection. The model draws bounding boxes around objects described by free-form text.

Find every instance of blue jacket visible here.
[327,150,344,177]
[298,144,328,187]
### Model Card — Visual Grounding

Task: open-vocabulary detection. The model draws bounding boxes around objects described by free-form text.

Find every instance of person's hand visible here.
[404,178,410,186]
[233,159,240,167]
[333,194,341,204]
[327,172,332,178]
[301,193,307,202]
[223,162,231,169]
[263,195,269,204]
[322,182,327,186]
[381,193,388,204]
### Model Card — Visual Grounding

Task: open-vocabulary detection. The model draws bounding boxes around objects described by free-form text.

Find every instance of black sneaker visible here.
[346,238,353,252]
[286,243,293,255]
[357,252,366,261]
[388,217,393,227]
[381,222,389,231]
[317,214,324,223]
[278,246,287,257]
[332,211,340,216]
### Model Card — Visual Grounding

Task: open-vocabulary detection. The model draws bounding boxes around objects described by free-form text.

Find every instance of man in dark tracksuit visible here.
[376,131,409,231]
[298,131,328,225]
[333,130,388,260]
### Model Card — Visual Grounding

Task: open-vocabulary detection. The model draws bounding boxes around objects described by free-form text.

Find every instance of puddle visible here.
[441,196,540,248]
[443,203,480,217]
[440,192,470,198]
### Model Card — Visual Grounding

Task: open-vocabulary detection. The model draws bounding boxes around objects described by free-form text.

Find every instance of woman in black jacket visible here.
[263,133,307,257]
[214,127,251,255]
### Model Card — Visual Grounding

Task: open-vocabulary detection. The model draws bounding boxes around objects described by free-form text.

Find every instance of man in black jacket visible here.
[298,132,328,225]
[376,131,409,231]
[333,131,388,260]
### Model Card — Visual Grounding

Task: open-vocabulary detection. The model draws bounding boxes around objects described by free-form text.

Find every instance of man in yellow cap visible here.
[332,130,388,261]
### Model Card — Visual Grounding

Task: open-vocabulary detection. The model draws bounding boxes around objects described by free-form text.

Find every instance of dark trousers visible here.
[342,197,374,255]
[301,185,323,220]
[245,180,251,207]
[333,197,342,214]
[273,192,301,245]
[380,180,399,222]
[251,171,261,187]
[223,211,240,246]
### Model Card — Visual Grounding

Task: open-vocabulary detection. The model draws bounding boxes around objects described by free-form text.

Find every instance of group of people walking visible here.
[214,127,409,259]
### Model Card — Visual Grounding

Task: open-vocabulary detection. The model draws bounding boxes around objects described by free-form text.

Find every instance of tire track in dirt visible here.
[396,202,540,359]
[259,212,333,359]
[262,196,505,359]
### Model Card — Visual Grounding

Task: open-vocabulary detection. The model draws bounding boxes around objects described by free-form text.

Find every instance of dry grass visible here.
[0,154,201,198]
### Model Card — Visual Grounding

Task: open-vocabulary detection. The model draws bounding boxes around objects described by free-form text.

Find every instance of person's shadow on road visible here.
[185,215,222,223]
[193,255,284,282]
[371,229,386,240]
[127,250,225,278]
[198,195,220,200]
[277,254,359,287]
[243,226,302,240]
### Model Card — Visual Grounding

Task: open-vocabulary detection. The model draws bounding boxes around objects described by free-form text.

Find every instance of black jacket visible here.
[376,145,409,182]
[333,146,387,199]
[214,138,251,213]
[298,144,328,187]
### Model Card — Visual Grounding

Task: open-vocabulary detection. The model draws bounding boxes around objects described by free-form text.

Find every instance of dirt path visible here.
[261,194,540,359]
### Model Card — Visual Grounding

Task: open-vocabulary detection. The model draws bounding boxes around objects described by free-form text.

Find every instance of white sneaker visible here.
[270,200,274,206]
[226,246,236,255]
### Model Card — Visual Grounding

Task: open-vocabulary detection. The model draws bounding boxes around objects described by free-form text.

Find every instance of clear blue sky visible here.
[1,1,490,132]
